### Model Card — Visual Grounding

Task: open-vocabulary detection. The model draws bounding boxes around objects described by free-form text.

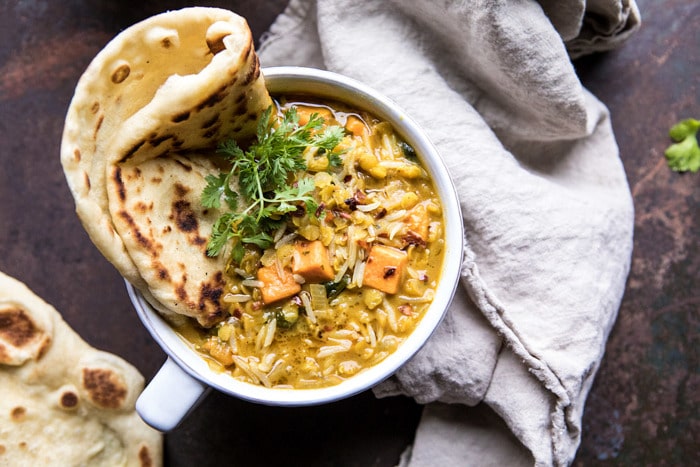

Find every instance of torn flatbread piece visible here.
[0,270,162,466]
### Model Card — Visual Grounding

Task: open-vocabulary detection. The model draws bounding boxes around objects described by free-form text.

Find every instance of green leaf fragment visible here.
[665,118,700,173]
[207,213,235,257]
[202,104,345,261]
[202,173,238,210]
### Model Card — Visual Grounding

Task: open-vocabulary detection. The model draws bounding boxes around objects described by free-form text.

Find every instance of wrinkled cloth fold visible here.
[258,1,639,465]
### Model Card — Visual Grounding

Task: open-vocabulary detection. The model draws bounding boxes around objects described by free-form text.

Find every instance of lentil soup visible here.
[176,96,445,389]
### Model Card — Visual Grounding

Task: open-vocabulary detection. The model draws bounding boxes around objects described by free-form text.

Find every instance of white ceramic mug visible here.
[132,67,464,432]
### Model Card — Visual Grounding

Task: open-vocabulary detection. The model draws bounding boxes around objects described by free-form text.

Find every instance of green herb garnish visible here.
[324,274,351,300]
[665,118,700,173]
[202,105,345,261]
[398,140,417,161]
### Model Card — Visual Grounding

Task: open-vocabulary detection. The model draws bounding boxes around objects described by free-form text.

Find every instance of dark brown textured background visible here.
[0,1,697,465]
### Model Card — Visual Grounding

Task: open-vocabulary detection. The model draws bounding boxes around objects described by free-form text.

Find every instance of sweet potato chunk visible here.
[363,245,408,294]
[295,105,333,126]
[404,202,429,241]
[203,336,235,366]
[257,265,301,304]
[293,240,334,282]
[345,115,368,137]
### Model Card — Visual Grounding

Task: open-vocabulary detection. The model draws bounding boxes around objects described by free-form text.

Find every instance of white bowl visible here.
[132,66,463,431]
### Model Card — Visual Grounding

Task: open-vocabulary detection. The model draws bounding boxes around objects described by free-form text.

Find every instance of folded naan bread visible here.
[0,270,162,466]
[61,7,273,326]
[107,154,227,327]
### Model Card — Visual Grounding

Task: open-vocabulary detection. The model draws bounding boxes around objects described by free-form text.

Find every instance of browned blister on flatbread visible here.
[0,303,51,365]
[60,7,273,326]
[0,270,162,466]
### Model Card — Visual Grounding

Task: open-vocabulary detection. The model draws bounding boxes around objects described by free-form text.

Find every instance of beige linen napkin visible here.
[259,1,640,465]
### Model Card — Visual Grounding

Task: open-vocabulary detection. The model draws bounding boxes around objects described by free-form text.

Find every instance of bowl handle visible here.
[136,357,210,432]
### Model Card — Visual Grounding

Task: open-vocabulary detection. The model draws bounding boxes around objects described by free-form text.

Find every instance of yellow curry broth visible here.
[175,96,445,389]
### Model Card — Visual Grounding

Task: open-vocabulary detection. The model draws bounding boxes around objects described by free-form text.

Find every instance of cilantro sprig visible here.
[202,105,345,262]
[665,118,700,173]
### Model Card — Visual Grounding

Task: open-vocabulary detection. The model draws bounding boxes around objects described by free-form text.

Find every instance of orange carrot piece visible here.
[257,265,301,304]
[292,240,334,282]
[362,245,408,294]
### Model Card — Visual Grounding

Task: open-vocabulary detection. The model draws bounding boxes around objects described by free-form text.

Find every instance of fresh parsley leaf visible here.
[241,231,274,249]
[314,126,346,167]
[201,174,226,208]
[202,104,346,260]
[207,213,235,257]
[665,118,700,173]
[257,218,287,244]
[202,173,238,210]
[264,179,318,218]
[313,125,345,151]
[218,139,245,161]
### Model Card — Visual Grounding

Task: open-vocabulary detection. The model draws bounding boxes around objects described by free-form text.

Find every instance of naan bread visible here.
[107,154,227,327]
[0,270,162,466]
[60,7,272,325]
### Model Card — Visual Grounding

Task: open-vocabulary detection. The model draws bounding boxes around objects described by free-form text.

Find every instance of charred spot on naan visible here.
[134,201,153,215]
[10,406,27,422]
[168,183,210,248]
[81,367,128,410]
[187,270,227,326]
[172,200,198,233]
[172,136,185,149]
[0,305,51,365]
[156,265,171,282]
[173,159,193,172]
[172,111,190,123]
[117,210,159,254]
[169,270,226,327]
[160,35,175,49]
[139,444,155,467]
[147,132,175,149]
[0,308,37,346]
[120,133,174,164]
[195,81,232,112]
[59,390,80,410]
[233,100,248,117]
[121,139,147,163]
[200,271,226,310]
[243,52,261,86]
[201,114,220,129]
[202,125,221,140]
[111,63,131,84]
[113,166,127,202]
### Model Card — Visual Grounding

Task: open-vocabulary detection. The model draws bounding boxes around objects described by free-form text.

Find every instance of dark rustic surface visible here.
[0,1,697,465]
[573,1,700,464]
